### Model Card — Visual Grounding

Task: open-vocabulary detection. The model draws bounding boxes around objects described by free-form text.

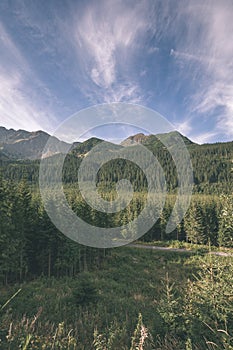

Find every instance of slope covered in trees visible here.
[0,173,232,285]
[0,130,233,348]
[1,132,233,194]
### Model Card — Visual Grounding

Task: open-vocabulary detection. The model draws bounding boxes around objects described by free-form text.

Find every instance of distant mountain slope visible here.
[0,127,204,160]
[0,126,70,160]
[55,131,233,194]
[70,137,103,157]
[121,133,150,146]
[0,126,232,194]
[121,131,194,147]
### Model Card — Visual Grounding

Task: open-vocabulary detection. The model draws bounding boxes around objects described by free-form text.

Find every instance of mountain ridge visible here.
[0,126,71,160]
[0,126,232,195]
[0,126,233,161]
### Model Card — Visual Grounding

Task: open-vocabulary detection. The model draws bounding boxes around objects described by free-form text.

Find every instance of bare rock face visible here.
[0,126,70,160]
[121,131,194,148]
[121,133,150,146]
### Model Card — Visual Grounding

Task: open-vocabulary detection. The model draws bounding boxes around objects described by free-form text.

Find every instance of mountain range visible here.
[0,126,232,194]
[0,126,72,160]
[0,126,196,160]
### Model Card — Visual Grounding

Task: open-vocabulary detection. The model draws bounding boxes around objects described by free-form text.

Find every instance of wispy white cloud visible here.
[0,20,58,132]
[0,1,159,133]
[192,83,233,139]
[174,119,193,137]
[216,85,233,137]
[0,21,27,71]
[0,70,53,132]
[190,131,218,145]
[170,0,233,139]
[148,46,159,54]
[140,70,147,77]
[0,0,231,144]
[174,113,220,145]
[72,0,157,103]
[170,48,212,65]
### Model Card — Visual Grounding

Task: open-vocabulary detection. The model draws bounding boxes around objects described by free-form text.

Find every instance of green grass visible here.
[0,246,232,349]
[0,247,199,349]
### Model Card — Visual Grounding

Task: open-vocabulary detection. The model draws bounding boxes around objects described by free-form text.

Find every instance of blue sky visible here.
[0,0,232,144]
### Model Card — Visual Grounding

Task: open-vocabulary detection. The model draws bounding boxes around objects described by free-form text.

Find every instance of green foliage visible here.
[184,202,204,244]
[129,313,153,350]
[218,195,233,247]
[187,255,233,348]
[93,322,127,350]
[1,136,233,195]
[0,248,232,349]
[157,273,180,334]
[0,248,193,348]
[72,273,98,306]
[0,173,231,287]
[1,134,233,348]
[157,254,233,349]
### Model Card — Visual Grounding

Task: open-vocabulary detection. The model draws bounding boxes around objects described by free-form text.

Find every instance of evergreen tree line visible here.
[142,194,233,247]
[0,177,108,285]
[0,173,232,285]
[0,138,232,195]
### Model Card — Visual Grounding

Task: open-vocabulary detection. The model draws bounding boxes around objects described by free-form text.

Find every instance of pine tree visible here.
[218,195,233,248]
[184,203,204,244]
[0,175,14,283]
[11,179,33,280]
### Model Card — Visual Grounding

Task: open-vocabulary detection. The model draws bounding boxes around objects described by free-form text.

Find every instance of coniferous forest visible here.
[0,132,233,349]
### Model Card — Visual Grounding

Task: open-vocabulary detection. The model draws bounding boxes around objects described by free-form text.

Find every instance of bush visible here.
[72,273,98,306]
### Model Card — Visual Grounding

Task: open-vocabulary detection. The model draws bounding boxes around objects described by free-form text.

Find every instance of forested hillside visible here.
[1,131,233,194]
[0,129,233,349]
[1,129,232,283]
[1,174,232,285]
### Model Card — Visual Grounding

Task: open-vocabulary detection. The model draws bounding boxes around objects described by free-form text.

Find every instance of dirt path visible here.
[128,243,233,256]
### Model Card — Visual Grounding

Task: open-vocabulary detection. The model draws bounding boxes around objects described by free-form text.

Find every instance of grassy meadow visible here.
[0,245,232,349]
